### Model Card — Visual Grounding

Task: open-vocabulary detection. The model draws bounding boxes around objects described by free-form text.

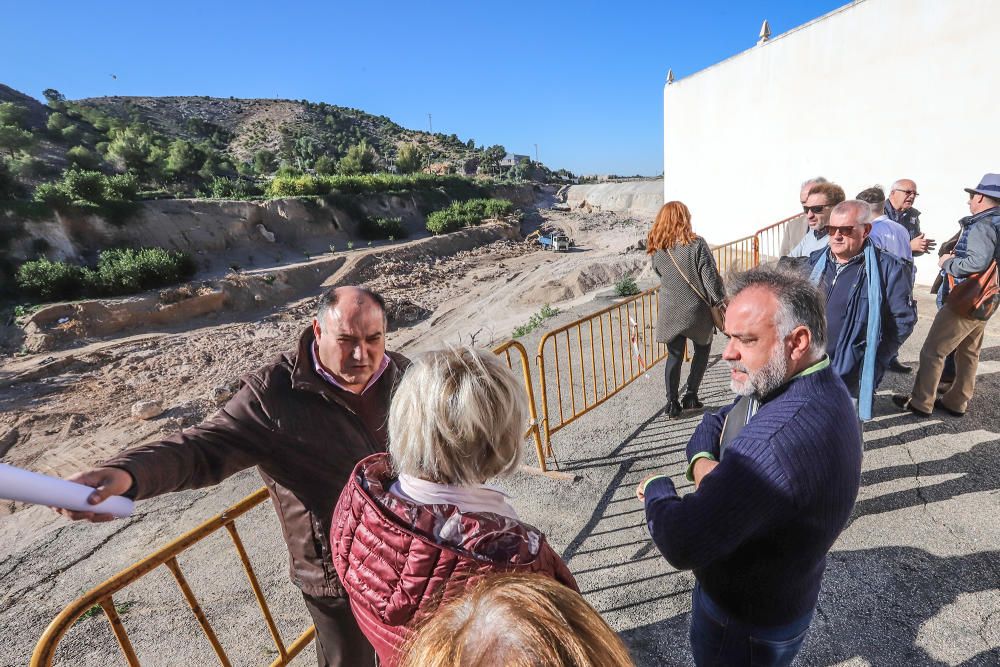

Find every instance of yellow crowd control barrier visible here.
[31,488,315,667]
[492,339,552,473]
[711,234,759,276]
[535,288,667,455]
[754,213,804,264]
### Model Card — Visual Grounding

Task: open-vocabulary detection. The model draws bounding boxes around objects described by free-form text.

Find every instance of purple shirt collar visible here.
[311,342,390,395]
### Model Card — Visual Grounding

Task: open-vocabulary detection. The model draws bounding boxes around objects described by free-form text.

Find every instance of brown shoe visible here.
[934,398,965,417]
[892,394,931,417]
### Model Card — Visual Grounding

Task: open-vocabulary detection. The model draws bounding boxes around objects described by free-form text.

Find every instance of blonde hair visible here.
[646,201,697,253]
[389,347,528,486]
[399,574,635,667]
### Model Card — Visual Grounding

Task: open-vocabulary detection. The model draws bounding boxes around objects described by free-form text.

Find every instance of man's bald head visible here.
[313,286,388,393]
[316,286,387,332]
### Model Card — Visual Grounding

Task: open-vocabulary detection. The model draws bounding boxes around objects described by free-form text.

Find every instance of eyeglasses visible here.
[892,189,919,198]
[827,225,860,237]
[803,204,829,214]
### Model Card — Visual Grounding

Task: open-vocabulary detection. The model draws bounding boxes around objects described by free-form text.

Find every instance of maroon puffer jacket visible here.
[330,453,578,666]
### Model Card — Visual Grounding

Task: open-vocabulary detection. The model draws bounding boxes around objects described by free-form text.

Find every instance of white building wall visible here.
[663,0,1000,284]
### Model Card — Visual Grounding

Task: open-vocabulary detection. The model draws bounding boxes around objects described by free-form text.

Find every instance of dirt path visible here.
[0,191,658,664]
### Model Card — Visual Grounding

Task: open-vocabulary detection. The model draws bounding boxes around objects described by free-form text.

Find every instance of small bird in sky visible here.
[110,74,117,80]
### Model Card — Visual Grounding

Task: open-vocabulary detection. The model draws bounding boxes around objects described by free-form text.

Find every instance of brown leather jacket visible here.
[103,326,410,597]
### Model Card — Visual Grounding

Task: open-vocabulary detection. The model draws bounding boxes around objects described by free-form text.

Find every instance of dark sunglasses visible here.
[827,225,860,237]
[803,204,829,214]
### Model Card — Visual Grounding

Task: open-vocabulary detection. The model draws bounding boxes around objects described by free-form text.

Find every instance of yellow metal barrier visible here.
[31,488,315,667]
[711,234,759,276]
[754,213,803,264]
[492,339,550,473]
[535,288,666,456]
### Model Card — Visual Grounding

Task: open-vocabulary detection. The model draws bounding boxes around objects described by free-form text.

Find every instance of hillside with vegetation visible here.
[0,83,571,201]
[0,83,574,304]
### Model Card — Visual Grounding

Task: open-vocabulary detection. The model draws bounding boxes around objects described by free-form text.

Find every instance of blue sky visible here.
[3,1,844,175]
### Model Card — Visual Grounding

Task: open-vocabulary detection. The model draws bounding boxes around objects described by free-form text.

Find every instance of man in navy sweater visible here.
[638,267,862,667]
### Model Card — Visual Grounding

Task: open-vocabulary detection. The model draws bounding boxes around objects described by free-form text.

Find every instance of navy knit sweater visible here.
[644,365,862,625]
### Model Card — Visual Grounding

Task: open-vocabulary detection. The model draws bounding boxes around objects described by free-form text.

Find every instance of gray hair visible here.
[726,267,827,357]
[389,347,528,486]
[889,178,915,192]
[801,176,828,188]
[830,200,872,227]
[855,186,886,216]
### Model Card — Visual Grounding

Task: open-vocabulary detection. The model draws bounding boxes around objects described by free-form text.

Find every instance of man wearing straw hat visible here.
[894,173,1000,418]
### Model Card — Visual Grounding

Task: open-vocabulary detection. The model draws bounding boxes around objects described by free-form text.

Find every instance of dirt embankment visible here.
[562,180,663,219]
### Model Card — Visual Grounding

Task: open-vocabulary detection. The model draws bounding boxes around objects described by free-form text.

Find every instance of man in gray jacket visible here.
[58,286,408,667]
[894,174,1000,417]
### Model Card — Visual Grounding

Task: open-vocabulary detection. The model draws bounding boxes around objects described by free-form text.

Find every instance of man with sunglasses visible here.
[807,200,916,419]
[787,182,846,258]
[886,179,936,256]
[779,177,828,256]
[894,173,1000,418]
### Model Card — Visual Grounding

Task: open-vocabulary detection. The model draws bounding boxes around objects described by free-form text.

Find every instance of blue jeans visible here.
[689,583,813,667]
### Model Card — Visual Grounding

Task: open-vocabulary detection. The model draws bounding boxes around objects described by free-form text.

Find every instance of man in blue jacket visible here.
[894,173,1000,417]
[638,267,862,667]
[807,200,917,419]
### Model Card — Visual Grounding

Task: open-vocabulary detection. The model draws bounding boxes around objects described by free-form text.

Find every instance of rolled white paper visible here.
[0,463,134,518]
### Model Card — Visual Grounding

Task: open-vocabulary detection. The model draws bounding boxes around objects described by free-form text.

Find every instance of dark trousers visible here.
[689,583,813,667]
[664,335,711,401]
[302,592,376,667]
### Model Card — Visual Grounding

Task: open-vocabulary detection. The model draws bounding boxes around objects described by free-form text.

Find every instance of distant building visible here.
[500,153,530,168]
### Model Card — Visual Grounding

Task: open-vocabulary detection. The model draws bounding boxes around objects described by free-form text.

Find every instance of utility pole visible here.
[428,113,432,133]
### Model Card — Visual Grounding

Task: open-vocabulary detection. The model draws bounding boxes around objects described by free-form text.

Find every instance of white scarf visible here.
[390,474,520,520]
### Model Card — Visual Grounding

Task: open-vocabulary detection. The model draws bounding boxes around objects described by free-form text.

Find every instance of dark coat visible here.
[652,237,726,345]
[103,327,410,598]
[331,453,578,666]
[807,242,916,393]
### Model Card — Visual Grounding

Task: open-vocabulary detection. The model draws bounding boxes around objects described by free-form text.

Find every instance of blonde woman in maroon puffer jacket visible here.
[330,347,578,666]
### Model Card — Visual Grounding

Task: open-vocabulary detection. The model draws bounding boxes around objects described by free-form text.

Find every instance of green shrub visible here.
[357,216,407,240]
[264,173,487,200]
[614,276,640,297]
[84,247,196,296]
[66,146,100,170]
[16,258,86,301]
[16,248,196,301]
[512,304,560,338]
[203,177,260,199]
[425,198,514,234]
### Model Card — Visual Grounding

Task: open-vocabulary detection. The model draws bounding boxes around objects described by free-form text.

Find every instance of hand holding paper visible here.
[0,463,134,520]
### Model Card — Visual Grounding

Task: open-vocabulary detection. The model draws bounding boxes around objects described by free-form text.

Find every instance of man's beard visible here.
[729,346,789,397]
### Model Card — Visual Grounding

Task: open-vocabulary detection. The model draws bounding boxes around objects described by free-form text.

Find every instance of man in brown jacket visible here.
[59,286,409,667]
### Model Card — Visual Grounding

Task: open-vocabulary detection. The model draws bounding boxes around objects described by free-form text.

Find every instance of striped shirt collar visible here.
[311,342,390,395]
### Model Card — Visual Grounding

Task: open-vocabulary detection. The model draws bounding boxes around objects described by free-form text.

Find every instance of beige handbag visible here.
[665,247,726,331]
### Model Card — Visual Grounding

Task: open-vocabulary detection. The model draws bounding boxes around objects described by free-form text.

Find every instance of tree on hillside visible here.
[0,125,34,158]
[338,139,376,175]
[314,154,336,175]
[46,112,70,134]
[479,144,506,176]
[293,135,319,171]
[0,103,29,128]
[107,126,157,175]
[66,146,100,170]
[42,89,66,108]
[166,139,201,177]
[395,143,422,174]
[253,149,277,175]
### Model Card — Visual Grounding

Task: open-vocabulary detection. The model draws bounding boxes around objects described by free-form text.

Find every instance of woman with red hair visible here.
[647,201,726,417]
